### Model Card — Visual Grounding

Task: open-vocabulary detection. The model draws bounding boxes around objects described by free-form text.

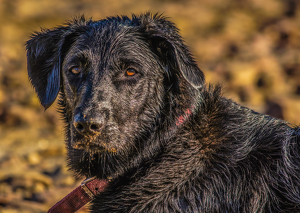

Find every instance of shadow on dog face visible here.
[26,14,204,178]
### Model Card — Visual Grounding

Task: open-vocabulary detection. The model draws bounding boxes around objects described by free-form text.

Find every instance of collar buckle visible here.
[81,176,97,198]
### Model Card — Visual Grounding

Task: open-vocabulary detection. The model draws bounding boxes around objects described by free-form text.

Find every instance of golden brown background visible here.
[0,0,299,212]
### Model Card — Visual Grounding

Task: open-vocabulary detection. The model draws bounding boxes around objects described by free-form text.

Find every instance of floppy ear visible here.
[26,27,67,109]
[26,23,84,109]
[138,13,205,88]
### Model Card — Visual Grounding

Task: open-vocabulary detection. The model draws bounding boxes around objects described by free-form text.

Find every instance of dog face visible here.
[26,14,204,178]
[63,26,166,153]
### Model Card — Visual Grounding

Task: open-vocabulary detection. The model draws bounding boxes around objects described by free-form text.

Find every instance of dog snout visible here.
[73,114,103,136]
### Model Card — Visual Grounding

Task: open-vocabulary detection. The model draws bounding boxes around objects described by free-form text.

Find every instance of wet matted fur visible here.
[26,13,300,212]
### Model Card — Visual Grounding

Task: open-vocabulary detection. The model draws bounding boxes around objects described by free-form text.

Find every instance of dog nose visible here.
[73,115,103,135]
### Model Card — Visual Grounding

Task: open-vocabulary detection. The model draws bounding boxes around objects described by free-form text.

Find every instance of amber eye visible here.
[125,68,136,76]
[70,66,81,75]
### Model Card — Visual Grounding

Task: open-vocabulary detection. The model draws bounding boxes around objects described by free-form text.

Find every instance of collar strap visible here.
[47,177,108,213]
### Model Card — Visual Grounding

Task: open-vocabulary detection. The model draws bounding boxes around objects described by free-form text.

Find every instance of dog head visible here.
[26,13,204,178]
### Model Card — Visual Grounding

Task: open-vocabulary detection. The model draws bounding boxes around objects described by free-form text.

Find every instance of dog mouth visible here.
[71,134,118,154]
[72,142,106,152]
[70,122,126,154]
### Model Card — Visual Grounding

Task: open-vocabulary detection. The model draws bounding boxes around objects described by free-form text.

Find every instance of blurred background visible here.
[0,0,299,212]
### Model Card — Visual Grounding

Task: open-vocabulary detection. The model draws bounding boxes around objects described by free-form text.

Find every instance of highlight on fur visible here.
[26,13,300,212]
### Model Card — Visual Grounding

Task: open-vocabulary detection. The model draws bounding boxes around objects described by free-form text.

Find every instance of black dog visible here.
[26,13,300,212]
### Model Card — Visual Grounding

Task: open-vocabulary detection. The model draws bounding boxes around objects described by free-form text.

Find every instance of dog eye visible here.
[125,68,136,76]
[70,66,81,75]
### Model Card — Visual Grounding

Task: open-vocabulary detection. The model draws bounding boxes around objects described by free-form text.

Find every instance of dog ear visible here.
[26,27,67,109]
[138,13,205,88]
[26,22,84,109]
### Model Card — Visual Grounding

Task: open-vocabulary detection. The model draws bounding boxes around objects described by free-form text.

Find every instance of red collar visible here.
[47,177,108,213]
[175,108,193,126]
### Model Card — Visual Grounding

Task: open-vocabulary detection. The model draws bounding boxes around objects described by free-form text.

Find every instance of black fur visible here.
[26,13,300,212]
